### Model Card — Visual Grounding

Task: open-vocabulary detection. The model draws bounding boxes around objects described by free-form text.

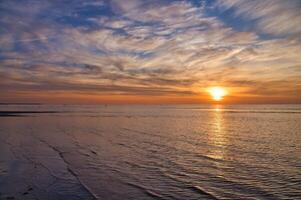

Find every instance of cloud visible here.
[0,0,301,103]
[216,0,301,36]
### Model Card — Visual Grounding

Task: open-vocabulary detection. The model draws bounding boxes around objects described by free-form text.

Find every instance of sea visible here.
[0,104,300,200]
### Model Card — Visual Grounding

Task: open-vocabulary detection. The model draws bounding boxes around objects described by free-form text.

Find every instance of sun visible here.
[208,87,227,101]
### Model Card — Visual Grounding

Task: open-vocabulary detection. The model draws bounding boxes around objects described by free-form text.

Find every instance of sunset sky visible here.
[1,0,301,104]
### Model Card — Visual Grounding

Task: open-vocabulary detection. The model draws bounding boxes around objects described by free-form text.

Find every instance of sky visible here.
[0,0,301,104]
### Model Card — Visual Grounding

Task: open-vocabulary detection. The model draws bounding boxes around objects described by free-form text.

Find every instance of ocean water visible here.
[0,104,300,200]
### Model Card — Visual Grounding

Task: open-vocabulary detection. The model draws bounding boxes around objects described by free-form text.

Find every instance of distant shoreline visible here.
[0,111,60,117]
[0,103,44,105]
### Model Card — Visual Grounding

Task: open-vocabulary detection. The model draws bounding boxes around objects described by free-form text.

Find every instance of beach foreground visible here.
[0,105,300,199]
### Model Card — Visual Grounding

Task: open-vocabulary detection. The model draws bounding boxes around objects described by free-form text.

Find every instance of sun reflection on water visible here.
[208,105,228,160]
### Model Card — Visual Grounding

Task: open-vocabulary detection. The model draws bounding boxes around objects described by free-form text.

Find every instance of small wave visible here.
[125,182,166,200]
[161,172,220,199]
[188,185,219,200]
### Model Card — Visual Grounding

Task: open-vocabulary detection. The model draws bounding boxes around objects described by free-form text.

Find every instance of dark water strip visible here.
[0,111,61,117]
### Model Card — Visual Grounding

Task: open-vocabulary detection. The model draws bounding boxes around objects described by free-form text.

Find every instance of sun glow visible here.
[208,87,227,101]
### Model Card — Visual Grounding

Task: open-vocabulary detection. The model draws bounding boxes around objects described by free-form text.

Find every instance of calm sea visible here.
[0,105,300,199]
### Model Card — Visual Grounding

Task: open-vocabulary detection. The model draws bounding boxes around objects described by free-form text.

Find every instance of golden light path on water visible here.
[208,105,228,161]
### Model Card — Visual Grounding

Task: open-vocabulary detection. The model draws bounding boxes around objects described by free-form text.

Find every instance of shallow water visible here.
[0,104,300,200]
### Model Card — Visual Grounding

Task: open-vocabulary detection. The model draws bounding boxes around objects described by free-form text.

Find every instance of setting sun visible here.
[208,87,227,101]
